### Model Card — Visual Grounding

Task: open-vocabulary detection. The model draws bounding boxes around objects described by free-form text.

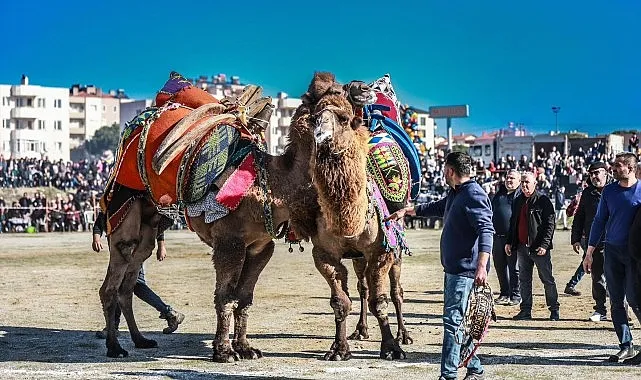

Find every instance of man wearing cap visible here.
[565,162,609,321]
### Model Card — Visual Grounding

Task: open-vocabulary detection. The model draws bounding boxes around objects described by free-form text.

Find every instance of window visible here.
[53,99,62,108]
[420,117,427,126]
[16,140,20,152]
[16,98,23,107]
[26,98,33,107]
[56,142,62,151]
[485,145,491,156]
[29,141,37,151]
[1,97,5,106]
[4,119,10,129]
[90,105,97,111]
[38,120,46,129]
[113,106,117,112]
[27,120,33,129]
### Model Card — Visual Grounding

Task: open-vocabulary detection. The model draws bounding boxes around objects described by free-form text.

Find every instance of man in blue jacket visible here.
[387,151,493,380]
[584,152,641,363]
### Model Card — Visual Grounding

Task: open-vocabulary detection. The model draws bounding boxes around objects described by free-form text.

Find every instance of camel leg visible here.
[367,251,406,360]
[118,223,157,349]
[99,201,143,358]
[313,246,352,361]
[232,240,274,359]
[100,260,129,358]
[389,257,413,345]
[211,237,245,363]
[348,258,369,340]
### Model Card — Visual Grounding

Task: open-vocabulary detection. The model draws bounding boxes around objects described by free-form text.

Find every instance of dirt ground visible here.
[1,228,641,379]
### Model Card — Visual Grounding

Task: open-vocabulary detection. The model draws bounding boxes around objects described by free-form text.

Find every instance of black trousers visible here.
[493,235,520,299]
[517,244,560,312]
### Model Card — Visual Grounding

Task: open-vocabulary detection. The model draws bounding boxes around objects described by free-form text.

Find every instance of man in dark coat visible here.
[506,171,560,321]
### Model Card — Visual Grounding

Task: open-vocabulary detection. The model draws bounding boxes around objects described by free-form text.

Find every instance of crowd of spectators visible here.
[0,139,629,233]
[0,155,110,233]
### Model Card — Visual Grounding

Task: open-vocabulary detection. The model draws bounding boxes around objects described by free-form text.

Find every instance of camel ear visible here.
[351,116,364,130]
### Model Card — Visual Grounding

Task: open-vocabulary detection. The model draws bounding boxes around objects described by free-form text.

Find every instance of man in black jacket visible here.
[491,169,521,306]
[506,171,560,320]
[565,162,609,321]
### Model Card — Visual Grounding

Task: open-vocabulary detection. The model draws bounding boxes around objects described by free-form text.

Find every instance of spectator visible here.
[554,186,568,230]
[565,162,609,322]
[491,169,521,306]
[584,152,641,363]
[506,171,560,321]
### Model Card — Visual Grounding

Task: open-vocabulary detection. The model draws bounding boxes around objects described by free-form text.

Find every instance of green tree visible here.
[85,124,120,155]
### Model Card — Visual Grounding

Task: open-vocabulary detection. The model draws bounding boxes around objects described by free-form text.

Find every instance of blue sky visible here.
[1,0,640,136]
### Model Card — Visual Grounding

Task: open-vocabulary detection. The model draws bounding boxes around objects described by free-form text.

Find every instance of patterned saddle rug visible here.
[364,75,422,202]
[102,72,271,232]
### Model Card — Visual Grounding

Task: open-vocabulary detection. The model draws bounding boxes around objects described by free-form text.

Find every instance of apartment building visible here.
[69,84,127,148]
[0,75,70,161]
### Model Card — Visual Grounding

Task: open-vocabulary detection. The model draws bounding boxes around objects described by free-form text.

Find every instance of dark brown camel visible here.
[99,84,319,360]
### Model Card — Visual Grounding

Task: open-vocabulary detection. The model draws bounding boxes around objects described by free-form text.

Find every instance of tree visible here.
[85,124,120,155]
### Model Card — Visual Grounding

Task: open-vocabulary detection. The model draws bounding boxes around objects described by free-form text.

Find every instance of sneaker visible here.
[589,312,608,322]
[463,371,485,380]
[564,285,581,296]
[95,327,119,339]
[508,297,522,306]
[495,295,510,305]
[160,308,185,334]
[608,346,636,362]
[623,350,641,365]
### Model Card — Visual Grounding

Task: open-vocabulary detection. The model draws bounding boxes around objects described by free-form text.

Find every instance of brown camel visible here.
[99,78,319,360]
[304,74,413,360]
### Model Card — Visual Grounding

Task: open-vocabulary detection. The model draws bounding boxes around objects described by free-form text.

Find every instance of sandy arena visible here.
[1,229,641,379]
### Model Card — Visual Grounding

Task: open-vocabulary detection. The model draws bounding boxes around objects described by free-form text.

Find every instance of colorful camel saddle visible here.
[364,75,422,202]
[101,72,272,233]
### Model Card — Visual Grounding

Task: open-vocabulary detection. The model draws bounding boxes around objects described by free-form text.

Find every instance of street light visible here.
[551,106,561,134]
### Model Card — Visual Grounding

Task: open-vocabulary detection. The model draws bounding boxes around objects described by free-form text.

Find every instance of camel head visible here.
[302,72,370,237]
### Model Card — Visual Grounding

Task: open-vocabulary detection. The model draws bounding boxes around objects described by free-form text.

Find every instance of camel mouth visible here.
[314,126,333,144]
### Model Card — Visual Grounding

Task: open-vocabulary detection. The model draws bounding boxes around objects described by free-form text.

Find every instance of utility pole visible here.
[551,106,561,134]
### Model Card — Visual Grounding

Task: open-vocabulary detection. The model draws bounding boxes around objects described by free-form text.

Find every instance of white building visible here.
[69,85,127,148]
[0,75,70,161]
[266,92,301,155]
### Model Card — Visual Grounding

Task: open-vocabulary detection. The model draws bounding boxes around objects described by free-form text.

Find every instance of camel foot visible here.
[323,341,352,361]
[233,340,263,360]
[106,343,128,358]
[395,329,414,345]
[134,337,158,349]
[380,339,406,360]
[347,326,369,340]
[212,343,241,363]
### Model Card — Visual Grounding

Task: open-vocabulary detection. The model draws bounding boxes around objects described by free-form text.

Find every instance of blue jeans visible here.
[441,273,483,379]
[114,265,170,326]
[604,243,641,348]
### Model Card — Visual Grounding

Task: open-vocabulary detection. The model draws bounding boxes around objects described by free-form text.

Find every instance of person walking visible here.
[584,152,641,363]
[387,152,493,380]
[491,169,521,306]
[563,162,609,322]
[92,211,184,337]
[506,171,560,321]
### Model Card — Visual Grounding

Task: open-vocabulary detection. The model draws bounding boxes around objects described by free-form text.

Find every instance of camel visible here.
[99,72,411,362]
[303,75,414,360]
[99,75,319,360]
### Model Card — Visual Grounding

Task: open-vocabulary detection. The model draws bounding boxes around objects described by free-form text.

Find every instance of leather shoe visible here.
[608,346,636,362]
[513,310,532,320]
[623,350,641,365]
[564,285,581,296]
[550,310,560,321]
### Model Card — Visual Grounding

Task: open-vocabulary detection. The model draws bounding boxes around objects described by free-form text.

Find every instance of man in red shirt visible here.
[506,171,560,320]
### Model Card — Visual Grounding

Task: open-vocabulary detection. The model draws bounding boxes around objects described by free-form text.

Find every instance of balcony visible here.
[69,127,86,136]
[10,107,39,119]
[69,110,85,119]
[10,85,39,97]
